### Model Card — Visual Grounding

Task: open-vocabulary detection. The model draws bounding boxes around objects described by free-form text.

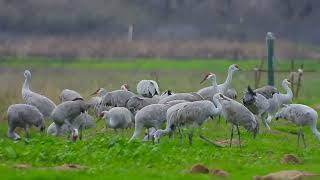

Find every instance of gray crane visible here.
[243,85,279,116]
[243,80,292,130]
[197,72,219,101]
[197,64,239,100]
[265,79,293,126]
[243,86,271,129]
[51,98,89,141]
[47,112,95,136]
[220,94,259,148]
[275,104,320,147]
[59,89,83,102]
[153,93,224,145]
[7,104,45,140]
[22,70,56,119]
[125,96,160,114]
[101,90,136,107]
[217,64,240,95]
[129,100,187,142]
[100,107,132,131]
[158,92,204,104]
[125,91,172,115]
[88,88,109,116]
[137,80,160,98]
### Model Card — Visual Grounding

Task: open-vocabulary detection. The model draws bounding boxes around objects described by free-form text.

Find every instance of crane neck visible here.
[310,122,320,140]
[212,97,222,115]
[99,89,108,97]
[282,82,293,100]
[222,69,234,93]
[23,76,30,91]
[211,78,218,88]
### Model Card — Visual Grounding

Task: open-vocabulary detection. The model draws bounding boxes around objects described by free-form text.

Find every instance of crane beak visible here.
[200,73,212,84]
[90,89,100,96]
[200,78,207,84]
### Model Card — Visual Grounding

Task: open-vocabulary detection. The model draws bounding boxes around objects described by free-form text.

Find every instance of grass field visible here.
[0,58,320,179]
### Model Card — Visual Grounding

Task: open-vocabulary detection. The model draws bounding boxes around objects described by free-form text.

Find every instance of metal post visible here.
[266,32,275,86]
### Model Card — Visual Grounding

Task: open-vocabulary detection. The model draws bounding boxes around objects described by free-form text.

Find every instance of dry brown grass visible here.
[0,35,318,59]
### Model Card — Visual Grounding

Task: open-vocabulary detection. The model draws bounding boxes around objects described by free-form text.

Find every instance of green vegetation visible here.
[1,57,320,72]
[0,58,319,179]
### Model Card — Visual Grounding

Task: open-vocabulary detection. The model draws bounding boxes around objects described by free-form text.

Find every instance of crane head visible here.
[90,88,101,96]
[200,72,215,84]
[230,64,240,71]
[283,79,291,85]
[121,84,130,91]
[24,70,31,78]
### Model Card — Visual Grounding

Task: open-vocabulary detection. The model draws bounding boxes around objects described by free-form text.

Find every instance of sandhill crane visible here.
[218,64,239,95]
[88,88,108,105]
[153,93,224,145]
[220,94,259,148]
[101,90,136,107]
[275,104,320,147]
[158,92,204,104]
[22,70,56,119]
[129,100,186,142]
[197,64,239,100]
[125,91,173,114]
[59,89,83,102]
[7,104,45,140]
[242,80,292,130]
[125,96,160,114]
[197,73,219,101]
[137,80,160,98]
[243,86,271,129]
[51,98,89,141]
[87,88,109,116]
[47,112,95,136]
[100,107,132,131]
[265,79,293,126]
[243,86,278,108]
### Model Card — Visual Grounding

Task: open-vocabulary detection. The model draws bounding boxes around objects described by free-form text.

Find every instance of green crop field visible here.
[0,58,320,179]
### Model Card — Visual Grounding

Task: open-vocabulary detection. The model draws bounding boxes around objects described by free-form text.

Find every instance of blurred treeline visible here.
[0,0,319,42]
[0,0,319,59]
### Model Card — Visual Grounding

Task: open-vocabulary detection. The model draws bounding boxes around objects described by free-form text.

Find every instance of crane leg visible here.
[7,126,20,140]
[260,113,270,130]
[24,125,30,139]
[79,125,83,140]
[236,125,242,149]
[188,127,194,146]
[229,125,234,147]
[199,128,222,147]
[266,114,273,128]
[55,124,61,137]
[300,127,307,148]
[178,127,183,145]
[297,128,301,148]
